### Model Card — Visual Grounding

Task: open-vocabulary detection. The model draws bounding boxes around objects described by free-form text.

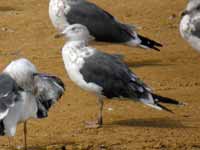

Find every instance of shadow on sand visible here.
[21,142,75,150]
[125,59,173,68]
[0,6,20,12]
[111,117,192,128]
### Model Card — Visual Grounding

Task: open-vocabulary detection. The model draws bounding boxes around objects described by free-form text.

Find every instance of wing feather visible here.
[0,74,20,120]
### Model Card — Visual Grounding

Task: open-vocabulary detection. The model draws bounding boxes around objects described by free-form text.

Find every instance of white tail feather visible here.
[140,93,162,110]
[145,103,162,110]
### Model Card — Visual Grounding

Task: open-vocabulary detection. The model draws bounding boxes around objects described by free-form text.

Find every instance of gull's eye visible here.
[196,5,200,10]
[71,27,76,31]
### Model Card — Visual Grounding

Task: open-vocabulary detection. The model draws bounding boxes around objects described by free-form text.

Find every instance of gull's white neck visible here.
[49,0,84,7]
[65,40,88,47]
[61,37,102,95]
[61,0,85,4]
[62,40,94,68]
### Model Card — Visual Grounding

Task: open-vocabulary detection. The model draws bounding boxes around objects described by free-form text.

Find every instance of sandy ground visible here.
[0,0,200,149]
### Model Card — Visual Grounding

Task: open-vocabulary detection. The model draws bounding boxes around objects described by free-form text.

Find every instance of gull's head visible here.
[187,0,200,9]
[3,58,37,90]
[56,24,95,42]
[182,0,200,15]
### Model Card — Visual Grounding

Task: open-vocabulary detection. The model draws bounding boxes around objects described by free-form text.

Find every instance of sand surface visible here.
[0,0,200,149]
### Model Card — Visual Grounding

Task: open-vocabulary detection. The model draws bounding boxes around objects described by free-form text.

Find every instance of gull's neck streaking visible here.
[62,39,94,67]
[66,39,89,47]
[61,38,98,94]
[63,40,91,57]
[50,0,84,6]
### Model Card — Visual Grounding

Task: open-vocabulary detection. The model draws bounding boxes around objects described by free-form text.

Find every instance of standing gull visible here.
[180,0,200,53]
[49,0,162,51]
[0,58,65,149]
[60,24,183,128]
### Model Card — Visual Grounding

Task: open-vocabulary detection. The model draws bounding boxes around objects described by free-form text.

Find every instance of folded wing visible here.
[0,74,21,120]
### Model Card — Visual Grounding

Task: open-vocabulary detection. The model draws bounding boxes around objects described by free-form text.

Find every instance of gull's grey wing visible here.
[65,1,133,43]
[80,51,151,99]
[0,74,21,120]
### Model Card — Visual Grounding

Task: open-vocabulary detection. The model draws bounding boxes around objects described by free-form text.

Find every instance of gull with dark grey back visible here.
[49,0,162,51]
[60,24,183,128]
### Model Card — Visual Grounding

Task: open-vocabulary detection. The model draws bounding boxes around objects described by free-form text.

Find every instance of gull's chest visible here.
[62,48,87,73]
[63,49,88,90]
[180,14,200,38]
[180,15,191,38]
[62,46,102,93]
[180,14,200,52]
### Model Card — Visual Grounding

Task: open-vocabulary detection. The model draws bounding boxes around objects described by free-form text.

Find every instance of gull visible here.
[180,0,200,53]
[0,58,65,150]
[60,24,183,128]
[49,0,162,51]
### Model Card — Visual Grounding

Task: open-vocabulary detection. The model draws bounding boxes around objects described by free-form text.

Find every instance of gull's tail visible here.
[139,93,184,113]
[152,93,184,105]
[120,23,163,51]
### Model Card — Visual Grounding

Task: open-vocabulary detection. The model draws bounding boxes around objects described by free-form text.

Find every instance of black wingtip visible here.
[151,47,161,52]
[138,35,163,51]
[49,75,65,91]
[156,103,174,113]
[152,93,184,106]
